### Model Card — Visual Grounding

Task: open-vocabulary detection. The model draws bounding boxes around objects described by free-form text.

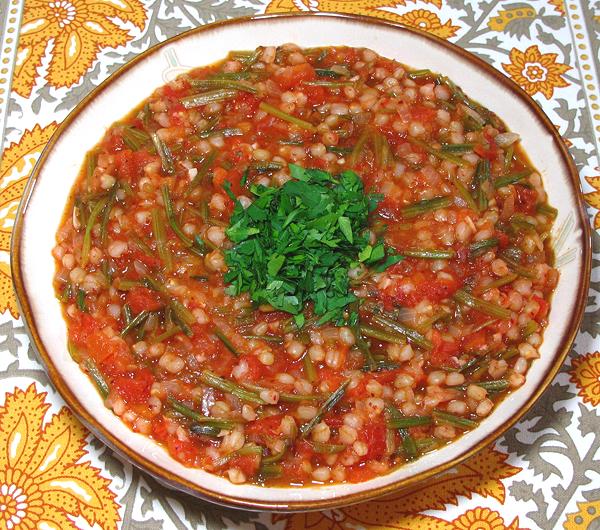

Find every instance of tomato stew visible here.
[54,45,558,486]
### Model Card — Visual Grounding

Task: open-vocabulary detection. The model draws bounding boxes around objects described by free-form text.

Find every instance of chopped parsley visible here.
[223,164,402,325]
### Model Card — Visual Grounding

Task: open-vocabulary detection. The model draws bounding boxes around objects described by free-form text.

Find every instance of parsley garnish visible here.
[223,164,402,325]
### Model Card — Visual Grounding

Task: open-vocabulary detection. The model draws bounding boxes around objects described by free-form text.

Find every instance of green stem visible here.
[200,370,265,405]
[151,132,175,174]
[309,441,346,454]
[494,170,532,189]
[187,151,217,195]
[399,428,418,460]
[433,410,478,429]
[242,334,283,344]
[349,129,370,167]
[441,143,474,153]
[259,102,316,132]
[76,289,87,312]
[259,463,282,478]
[407,138,469,167]
[474,273,518,295]
[151,208,172,272]
[214,328,241,356]
[214,443,263,468]
[189,78,257,94]
[453,379,508,392]
[401,248,455,259]
[469,238,498,256]
[300,380,349,437]
[122,126,150,151]
[84,358,109,399]
[474,159,490,212]
[450,174,478,212]
[369,313,432,350]
[387,416,432,429]
[181,88,238,108]
[168,397,242,429]
[454,289,511,319]
[303,80,355,87]
[303,352,317,383]
[407,69,433,80]
[400,196,452,219]
[359,324,406,345]
[241,382,320,403]
[81,197,109,266]
[100,185,118,245]
[120,310,149,336]
[161,185,194,248]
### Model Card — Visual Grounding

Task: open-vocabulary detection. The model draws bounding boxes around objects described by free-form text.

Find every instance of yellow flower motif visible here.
[548,0,565,15]
[14,0,147,97]
[273,446,521,529]
[395,9,459,39]
[564,500,600,529]
[264,0,444,26]
[0,384,120,529]
[452,507,511,530]
[0,123,58,318]
[583,176,600,230]
[569,352,600,406]
[502,45,571,100]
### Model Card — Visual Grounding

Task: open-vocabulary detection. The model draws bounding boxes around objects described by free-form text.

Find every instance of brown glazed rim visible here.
[11,12,592,512]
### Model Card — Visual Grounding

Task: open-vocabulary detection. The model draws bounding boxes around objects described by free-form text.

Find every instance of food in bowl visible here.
[52,44,558,486]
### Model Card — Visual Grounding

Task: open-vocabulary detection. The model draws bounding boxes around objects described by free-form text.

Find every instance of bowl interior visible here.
[16,14,588,509]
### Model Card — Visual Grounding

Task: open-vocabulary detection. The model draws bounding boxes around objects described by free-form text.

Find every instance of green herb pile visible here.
[224,164,402,325]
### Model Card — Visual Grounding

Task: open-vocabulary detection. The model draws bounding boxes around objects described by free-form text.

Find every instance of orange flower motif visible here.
[452,507,517,530]
[502,45,571,100]
[564,500,600,529]
[273,446,521,529]
[0,384,120,529]
[0,123,58,318]
[583,176,600,229]
[570,352,600,406]
[396,9,460,39]
[14,0,147,97]
[264,0,444,26]
[548,0,565,15]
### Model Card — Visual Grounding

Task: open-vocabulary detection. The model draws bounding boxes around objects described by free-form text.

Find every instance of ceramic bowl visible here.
[12,12,591,511]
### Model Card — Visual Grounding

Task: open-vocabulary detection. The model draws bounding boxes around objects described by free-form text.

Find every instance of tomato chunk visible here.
[113,149,154,180]
[69,313,103,349]
[533,295,550,322]
[410,104,437,123]
[461,330,487,352]
[474,142,499,160]
[230,92,260,117]
[245,414,285,437]
[274,63,315,90]
[167,434,200,464]
[430,330,460,368]
[384,270,460,308]
[126,287,164,313]
[346,464,377,483]
[113,368,154,404]
[515,185,538,214]
[235,354,267,382]
[361,421,387,460]
[228,454,260,477]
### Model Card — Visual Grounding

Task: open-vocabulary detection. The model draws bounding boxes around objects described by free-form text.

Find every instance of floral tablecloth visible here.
[0,0,599,528]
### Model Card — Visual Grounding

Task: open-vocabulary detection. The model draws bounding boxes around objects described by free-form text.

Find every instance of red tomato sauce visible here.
[54,45,557,487]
